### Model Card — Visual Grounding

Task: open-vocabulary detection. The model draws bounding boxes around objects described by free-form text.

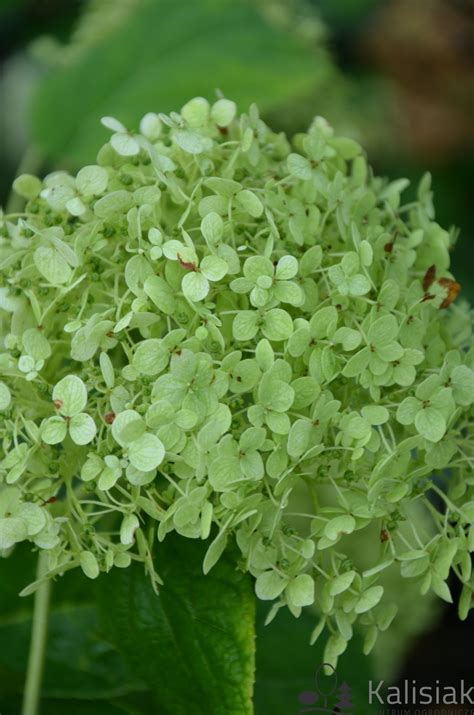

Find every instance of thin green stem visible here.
[22,552,51,715]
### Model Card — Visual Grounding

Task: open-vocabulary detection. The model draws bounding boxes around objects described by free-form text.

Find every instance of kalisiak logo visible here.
[369,679,474,707]
[298,663,353,713]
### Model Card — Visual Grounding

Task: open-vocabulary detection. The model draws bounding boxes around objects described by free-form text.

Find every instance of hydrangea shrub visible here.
[1,96,473,667]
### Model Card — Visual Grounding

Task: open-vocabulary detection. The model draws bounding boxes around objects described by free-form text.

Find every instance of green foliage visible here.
[0,545,147,712]
[30,0,330,166]
[0,94,473,675]
[98,534,255,715]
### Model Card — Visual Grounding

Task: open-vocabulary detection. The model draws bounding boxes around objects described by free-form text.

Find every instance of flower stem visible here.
[21,551,51,715]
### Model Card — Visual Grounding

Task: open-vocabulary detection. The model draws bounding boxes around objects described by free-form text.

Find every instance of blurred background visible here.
[0,1,473,713]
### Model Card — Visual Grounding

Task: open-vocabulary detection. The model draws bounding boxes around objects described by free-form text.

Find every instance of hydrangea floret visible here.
[1,96,473,667]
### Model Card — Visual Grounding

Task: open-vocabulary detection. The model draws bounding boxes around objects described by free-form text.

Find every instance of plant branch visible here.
[21,551,51,715]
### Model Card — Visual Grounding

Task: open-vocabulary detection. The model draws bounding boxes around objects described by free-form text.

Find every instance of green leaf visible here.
[0,546,145,704]
[414,407,446,442]
[127,433,165,471]
[31,0,324,165]
[98,534,255,715]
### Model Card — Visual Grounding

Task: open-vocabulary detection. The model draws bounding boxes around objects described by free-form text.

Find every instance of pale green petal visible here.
[41,416,68,445]
[112,409,146,447]
[53,375,87,417]
[0,382,11,410]
[69,413,97,445]
[182,271,209,302]
[286,574,314,607]
[255,570,289,600]
[415,407,446,442]
[128,433,165,471]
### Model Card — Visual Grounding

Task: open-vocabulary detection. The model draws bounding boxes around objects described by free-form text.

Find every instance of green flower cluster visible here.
[0,96,473,666]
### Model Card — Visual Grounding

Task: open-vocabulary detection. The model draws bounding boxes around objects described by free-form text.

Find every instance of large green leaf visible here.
[0,546,145,705]
[30,0,329,165]
[98,533,256,715]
